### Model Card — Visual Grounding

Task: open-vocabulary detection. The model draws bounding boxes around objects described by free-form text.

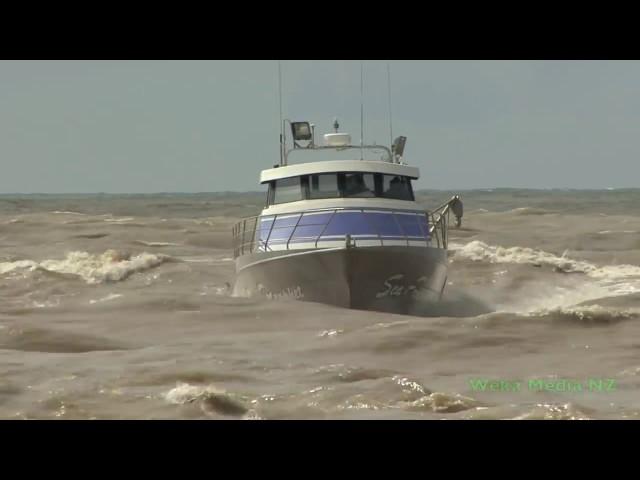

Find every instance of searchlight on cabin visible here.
[290,122,313,141]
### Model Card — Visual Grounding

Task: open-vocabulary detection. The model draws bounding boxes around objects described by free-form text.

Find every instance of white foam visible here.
[89,293,124,304]
[181,256,231,264]
[134,241,181,247]
[511,403,590,420]
[454,240,637,275]
[597,230,638,235]
[454,240,640,296]
[32,298,61,308]
[531,304,640,321]
[453,241,580,270]
[0,259,38,275]
[0,250,170,284]
[164,382,254,418]
[506,207,554,215]
[104,217,135,223]
[164,382,224,405]
[51,211,87,215]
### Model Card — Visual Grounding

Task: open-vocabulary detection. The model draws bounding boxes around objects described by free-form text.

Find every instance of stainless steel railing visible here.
[428,195,463,251]
[232,197,462,258]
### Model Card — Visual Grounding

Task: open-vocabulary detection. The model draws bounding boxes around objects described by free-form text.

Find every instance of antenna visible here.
[387,61,393,151]
[278,61,284,166]
[360,60,364,161]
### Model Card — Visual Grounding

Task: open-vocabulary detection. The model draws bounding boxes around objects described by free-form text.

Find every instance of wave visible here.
[89,293,124,304]
[511,402,591,420]
[453,240,585,271]
[0,325,131,353]
[507,207,555,216]
[0,249,171,284]
[133,240,181,247]
[73,233,110,239]
[164,382,251,418]
[51,211,87,215]
[399,392,482,414]
[0,259,38,275]
[454,240,640,294]
[103,217,135,223]
[529,304,640,325]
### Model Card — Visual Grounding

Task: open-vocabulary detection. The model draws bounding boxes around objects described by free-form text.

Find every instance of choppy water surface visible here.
[3,190,640,420]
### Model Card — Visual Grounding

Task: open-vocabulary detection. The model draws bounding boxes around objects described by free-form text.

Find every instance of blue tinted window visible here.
[417,215,430,237]
[323,211,372,236]
[298,212,333,226]
[395,214,422,237]
[255,217,274,244]
[273,214,301,229]
[256,229,271,243]
[259,216,274,228]
[291,224,325,240]
[267,227,295,243]
[366,212,402,236]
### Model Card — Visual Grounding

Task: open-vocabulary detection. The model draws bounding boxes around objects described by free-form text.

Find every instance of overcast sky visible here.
[1,60,639,193]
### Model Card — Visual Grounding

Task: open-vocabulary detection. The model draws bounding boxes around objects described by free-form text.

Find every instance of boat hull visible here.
[233,246,448,314]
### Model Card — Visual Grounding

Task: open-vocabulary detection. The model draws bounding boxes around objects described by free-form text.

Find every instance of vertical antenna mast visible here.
[278,60,284,166]
[360,60,364,161]
[387,61,393,152]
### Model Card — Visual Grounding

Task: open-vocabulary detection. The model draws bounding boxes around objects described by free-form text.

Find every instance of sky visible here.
[1,60,640,193]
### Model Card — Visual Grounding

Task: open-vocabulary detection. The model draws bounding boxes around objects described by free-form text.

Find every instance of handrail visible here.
[231,198,462,258]
[284,144,394,165]
[427,195,463,250]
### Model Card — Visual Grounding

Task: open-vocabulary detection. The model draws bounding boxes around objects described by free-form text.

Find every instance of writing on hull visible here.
[376,274,429,298]
[257,283,305,300]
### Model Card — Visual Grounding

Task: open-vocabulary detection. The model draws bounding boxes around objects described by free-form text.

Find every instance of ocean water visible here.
[2,189,640,420]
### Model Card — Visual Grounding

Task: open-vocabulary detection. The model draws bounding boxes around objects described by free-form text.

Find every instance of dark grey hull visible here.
[233,246,448,314]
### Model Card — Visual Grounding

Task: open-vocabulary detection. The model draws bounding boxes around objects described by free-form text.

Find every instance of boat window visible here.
[309,174,340,199]
[273,177,303,204]
[380,175,414,201]
[266,182,275,206]
[342,173,376,198]
[267,173,415,204]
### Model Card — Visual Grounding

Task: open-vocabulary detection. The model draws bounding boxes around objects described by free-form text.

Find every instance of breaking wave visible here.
[133,240,181,247]
[164,382,252,418]
[507,207,556,216]
[529,304,640,325]
[511,403,591,420]
[453,240,640,295]
[0,249,170,284]
[399,392,482,414]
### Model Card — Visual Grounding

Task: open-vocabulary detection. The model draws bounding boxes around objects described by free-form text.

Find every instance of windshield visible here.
[267,172,414,205]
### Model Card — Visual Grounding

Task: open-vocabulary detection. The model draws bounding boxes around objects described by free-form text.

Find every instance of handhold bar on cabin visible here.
[429,195,463,229]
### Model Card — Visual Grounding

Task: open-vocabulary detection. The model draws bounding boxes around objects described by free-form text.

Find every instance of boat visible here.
[231,118,463,314]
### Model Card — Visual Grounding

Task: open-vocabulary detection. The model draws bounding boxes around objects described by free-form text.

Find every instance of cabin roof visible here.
[260,160,420,183]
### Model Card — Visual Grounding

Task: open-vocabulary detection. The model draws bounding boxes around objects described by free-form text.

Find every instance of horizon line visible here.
[0,187,638,196]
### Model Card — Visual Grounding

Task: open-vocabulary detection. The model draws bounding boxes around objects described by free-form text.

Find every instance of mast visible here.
[360,60,364,161]
[278,60,284,166]
[387,61,393,150]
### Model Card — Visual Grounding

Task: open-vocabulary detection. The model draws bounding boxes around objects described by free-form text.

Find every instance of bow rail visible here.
[232,197,462,258]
